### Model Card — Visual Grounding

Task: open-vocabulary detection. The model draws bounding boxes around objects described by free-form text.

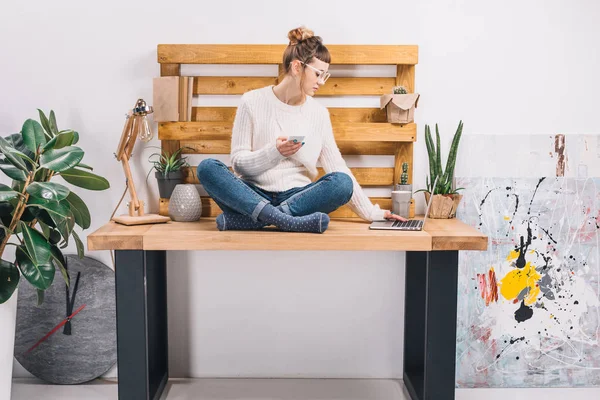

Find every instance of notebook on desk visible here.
[369,177,438,231]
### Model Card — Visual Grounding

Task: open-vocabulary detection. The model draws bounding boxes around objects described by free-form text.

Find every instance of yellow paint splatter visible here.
[507,250,520,261]
[504,216,511,221]
[499,262,541,306]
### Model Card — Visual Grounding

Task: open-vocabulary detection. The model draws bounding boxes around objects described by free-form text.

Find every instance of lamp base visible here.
[112,214,171,226]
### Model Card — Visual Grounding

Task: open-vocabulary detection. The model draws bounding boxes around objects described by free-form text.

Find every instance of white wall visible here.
[1,0,599,381]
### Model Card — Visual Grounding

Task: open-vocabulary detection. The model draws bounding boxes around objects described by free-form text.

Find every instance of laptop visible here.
[369,177,438,231]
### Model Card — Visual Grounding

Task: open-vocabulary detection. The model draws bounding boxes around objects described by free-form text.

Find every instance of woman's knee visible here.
[196,158,225,183]
[329,172,353,203]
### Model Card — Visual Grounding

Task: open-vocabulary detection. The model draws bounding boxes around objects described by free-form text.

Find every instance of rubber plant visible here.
[415,120,464,195]
[0,110,109,305]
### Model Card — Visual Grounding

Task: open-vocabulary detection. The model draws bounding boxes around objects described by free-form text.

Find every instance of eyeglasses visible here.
[300,61,331,84]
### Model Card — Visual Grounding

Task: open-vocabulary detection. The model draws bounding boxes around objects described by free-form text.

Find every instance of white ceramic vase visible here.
[168,184,202,222]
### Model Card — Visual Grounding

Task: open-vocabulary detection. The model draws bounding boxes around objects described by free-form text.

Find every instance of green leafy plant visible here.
[147,147,189,177]
[415,121,464,196]
[0,110,110,305]
[393,85,408,94]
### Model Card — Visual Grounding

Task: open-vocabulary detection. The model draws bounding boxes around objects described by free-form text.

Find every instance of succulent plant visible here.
[415,121,464,195]
[400,162,409,185]
[393,86,408,94]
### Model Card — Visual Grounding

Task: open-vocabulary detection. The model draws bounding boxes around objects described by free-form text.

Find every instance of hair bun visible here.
[287,26,315,45]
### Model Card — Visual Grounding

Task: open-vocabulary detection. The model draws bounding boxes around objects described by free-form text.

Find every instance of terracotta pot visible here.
[424,192,463,219]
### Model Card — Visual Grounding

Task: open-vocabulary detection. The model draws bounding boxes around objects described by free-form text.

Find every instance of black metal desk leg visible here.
[115,250,169,400]
[403,251,459,400]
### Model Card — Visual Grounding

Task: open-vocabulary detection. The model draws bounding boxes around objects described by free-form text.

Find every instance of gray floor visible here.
[11,378,600,400]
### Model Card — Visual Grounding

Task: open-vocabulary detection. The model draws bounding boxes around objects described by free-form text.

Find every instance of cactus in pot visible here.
[393,85,408,94]
[395,162,412,192]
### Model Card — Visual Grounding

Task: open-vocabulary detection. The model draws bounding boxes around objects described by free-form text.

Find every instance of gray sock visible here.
[216,213,267,231]
[257,204,329,234]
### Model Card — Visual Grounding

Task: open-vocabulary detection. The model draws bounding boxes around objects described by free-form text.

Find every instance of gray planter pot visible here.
[155,170,184,198]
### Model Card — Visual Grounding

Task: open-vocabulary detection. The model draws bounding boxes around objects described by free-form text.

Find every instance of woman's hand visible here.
[383,210,408,222]
[276,136,303,157]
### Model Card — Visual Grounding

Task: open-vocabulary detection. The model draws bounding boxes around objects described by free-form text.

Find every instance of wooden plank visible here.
[159,121,416,142]
[180,139,397,155]
[328,108,387,123]
[192,107,237,122]
[396,64,416,93]
[424,218,488,251]
[160,63,181,161]
[160,63,180,76]
[158,44,418,65]
[192,107,387,123]
[337,142,397,155]
[193,77,396,96]
[86,219,488,252]
[181,166,393,186]
[140,218,430,251]
[87,222,152,250]
[194,77,278,95]
[181,140,231,154]
[315,167,393,186]
[317,78,395,96]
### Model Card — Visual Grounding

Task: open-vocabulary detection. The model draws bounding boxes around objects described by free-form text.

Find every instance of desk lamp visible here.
[112,99,170,226]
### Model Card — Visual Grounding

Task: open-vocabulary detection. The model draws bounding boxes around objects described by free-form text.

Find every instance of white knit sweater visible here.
[230,85,386,222]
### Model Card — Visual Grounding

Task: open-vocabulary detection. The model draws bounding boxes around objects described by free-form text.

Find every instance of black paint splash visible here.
[515,301,533,322]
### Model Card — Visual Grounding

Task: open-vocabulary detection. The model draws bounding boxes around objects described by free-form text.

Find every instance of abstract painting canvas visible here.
[455,177,600,387]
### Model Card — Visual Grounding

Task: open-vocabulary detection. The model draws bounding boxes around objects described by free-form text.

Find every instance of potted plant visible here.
[395,162,412,192]
[415,121,464,219]
[0,109,109,399]
[380,85,420,125]
[148,147,189,198]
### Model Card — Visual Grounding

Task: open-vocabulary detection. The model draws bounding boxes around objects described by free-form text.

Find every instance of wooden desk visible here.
[88,217,486,400]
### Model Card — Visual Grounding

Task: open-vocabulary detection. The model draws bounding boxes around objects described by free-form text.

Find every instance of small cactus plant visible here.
[400,162,409,184]
[393,85,408,94]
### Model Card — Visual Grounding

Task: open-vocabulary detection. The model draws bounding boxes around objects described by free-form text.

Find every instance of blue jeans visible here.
[196,159,354,221]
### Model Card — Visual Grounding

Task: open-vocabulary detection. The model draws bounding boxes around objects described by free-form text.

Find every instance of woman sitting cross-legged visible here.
[197,26,407,234]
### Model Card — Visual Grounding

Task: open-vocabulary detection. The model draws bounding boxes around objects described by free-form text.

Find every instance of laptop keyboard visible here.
[391,219,423,230]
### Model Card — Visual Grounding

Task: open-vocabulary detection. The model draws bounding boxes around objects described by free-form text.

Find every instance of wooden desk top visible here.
[87,217,487,252]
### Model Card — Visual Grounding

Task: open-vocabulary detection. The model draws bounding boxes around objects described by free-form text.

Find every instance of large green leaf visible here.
[27,197,70,220]
[55,209,75,248]
[0,161,27,181]
[37,109,53,140]
[0,183,19,201]
[50,245,69,287]
[0,259,20,304]
[0,201,14,218]
[21,119,47,153]
[49,110,59,136]
[43,130,77,151]
[27,182,70,202]
[0,137,29,171]
[40,146,84,172]
[36,289,44,306]
[16,246,55,290]
[65,191,90,229]
[72,230,84,259]
[60,168,110,190]
[20,222,52,265]
[4,133,35,159]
